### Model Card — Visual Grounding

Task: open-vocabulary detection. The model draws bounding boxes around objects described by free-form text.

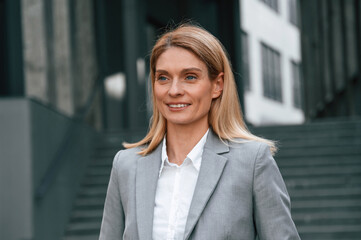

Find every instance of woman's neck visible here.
[166,123,209,166]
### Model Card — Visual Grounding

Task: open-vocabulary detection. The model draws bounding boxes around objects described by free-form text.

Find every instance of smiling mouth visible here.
[167,104,190,108]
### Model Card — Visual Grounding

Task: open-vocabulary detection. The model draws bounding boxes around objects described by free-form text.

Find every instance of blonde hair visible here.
[124,24,276,155]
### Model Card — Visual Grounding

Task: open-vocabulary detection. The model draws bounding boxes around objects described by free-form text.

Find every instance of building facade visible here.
[241,0,304,125]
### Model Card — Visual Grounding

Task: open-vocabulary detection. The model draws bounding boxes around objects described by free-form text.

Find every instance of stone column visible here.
[121,0,148,130]
[72,0,101,128]
[53,0,74,115]
[72,0,97,110]
[22,0,48,103]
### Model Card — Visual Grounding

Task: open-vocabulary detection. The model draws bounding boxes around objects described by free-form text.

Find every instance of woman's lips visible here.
[167,103,191,110]
[168,104,190,108]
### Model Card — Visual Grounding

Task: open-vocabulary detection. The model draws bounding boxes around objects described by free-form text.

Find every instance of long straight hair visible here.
[124,24,276,155]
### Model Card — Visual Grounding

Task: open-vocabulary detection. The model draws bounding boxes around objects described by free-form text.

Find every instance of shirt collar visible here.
[159,129,209,176]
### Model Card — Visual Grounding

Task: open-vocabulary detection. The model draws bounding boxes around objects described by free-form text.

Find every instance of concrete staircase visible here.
[62,131,145,240]
[62,150,113,240]
[63,119,361,239]
[252,118,361,239]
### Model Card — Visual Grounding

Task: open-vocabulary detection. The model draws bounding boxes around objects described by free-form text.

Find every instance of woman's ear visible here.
[212,72,224,99]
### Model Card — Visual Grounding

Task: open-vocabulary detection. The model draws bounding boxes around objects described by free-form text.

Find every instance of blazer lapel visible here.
[183,130,229,240]
[136,143,162,240]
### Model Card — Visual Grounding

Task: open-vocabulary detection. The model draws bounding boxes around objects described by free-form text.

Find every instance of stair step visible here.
[276,155,361,167]
[66,228,100,236]
[291,199,361,215]
[276,141,361,151]
[252,120,361,134]
[99,131,145,142]
[299,234,361,240]
[67,221,101,231]
[255,129,361,141]
[75,197,106,209]
[298,224,361,240]
[277,146,361,157]
[86,168,112,177]
[281,165,361,177]
[258,130,361,140]
[292,199,361,209]
[298,224,361,233]
[93,150,119,158]
[289,187,361,199]
[82,176,110,186]
[278,134,361,145]
[277,137,361,148]
[87,165,112,173]
[79,187,107,197]
[63,235,99,240]
[71,209,103,219]
[89,159,114,167]
[285,176,361,189]
[293,210,361,223]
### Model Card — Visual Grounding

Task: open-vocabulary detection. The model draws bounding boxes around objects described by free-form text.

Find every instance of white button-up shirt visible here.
[152,130,209,240]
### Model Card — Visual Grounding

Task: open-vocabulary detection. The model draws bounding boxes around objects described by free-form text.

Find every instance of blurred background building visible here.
[1,0,360,239]
[242,0,303,126]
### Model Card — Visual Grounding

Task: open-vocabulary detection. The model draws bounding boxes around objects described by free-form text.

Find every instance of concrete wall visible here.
[241,0,304,125]
[0,99,33,240]
[0,98,98,240]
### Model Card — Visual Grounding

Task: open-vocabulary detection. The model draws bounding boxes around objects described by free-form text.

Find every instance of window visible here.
[241,31,250,91]
[289,0,300,27]
[260,0,279,13]
[261,43,282,102]
[291,61,302,108]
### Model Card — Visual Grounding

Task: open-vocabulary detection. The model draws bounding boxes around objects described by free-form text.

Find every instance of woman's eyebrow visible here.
[155,69,169,74]
[181,68,202,74]
[155,68,202,75]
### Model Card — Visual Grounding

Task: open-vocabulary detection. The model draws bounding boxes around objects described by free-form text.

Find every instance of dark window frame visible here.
[260,0,279,13]
[261,42,283,102]
[289,0,300,27]
[291,60,302,109]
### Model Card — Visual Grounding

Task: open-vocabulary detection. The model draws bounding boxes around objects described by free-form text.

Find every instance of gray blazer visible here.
[99,130,300,240]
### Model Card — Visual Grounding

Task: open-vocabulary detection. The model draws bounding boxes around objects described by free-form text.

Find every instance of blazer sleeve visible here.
[253,143,301,240]
[99,151,125,240]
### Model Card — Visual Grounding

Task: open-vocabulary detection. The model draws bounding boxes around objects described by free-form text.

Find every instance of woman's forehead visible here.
[155,47,206,69]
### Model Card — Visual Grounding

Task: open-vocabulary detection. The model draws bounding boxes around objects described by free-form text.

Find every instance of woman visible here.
[99,24,300,240]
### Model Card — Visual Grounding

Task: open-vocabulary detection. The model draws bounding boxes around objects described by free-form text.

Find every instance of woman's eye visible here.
[157,76,168,81]
[186,75,197,80]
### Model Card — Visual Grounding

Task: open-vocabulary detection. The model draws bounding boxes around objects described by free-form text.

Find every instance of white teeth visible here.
[169,104,189,108]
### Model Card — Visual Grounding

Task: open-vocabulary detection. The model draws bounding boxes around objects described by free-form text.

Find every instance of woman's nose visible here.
[168,79,184,96]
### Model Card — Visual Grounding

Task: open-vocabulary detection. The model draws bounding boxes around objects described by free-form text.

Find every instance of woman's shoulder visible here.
[226,139,273,164]
[228,138,269,153]
[112,146,143,170]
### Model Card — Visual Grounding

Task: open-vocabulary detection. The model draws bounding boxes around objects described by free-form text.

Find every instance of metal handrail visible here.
[35,75,103,200]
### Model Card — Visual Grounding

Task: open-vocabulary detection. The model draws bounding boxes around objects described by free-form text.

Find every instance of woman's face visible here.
[154,47,223,129]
